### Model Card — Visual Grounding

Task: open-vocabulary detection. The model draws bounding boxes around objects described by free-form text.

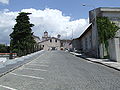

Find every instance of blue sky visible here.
[0,0,120,19]
[0,0,120,44]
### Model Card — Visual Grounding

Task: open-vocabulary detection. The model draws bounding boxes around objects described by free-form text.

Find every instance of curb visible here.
[85,57,120,71]
[70,52,120,71]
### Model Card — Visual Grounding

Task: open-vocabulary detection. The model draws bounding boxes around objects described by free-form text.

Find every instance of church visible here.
[38,31,61,50]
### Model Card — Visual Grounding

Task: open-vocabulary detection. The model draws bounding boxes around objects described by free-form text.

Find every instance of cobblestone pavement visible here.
[0,51,120,90]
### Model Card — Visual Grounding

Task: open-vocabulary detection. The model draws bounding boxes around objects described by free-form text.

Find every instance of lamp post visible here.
[82,4,96,22]
[71,28,73,40]
[66,26,74,40]
[66,27,68,49]
[82,4,99,58]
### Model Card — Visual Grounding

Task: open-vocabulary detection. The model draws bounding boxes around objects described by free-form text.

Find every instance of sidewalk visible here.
[0,50,45,77]
[70,52,120,71]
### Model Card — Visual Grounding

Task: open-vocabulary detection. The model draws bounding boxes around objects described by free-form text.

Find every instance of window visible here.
[55,39,57,42]
[61,42,63,47]
[50,39,52,42]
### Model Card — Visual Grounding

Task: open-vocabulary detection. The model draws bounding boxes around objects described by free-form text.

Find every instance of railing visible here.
[0,53,17,59]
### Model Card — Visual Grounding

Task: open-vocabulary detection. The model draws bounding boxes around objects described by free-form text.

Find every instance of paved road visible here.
[0,51,120,90]
[0,51,44,75]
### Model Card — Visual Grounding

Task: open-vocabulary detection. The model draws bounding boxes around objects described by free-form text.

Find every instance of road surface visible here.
[0,51,120,90]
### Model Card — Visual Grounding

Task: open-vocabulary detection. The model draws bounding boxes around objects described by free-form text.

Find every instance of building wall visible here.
[72,25,93,56]
[89,9,100,57]
[34,38,40,43]
[80,29,93,57]
[81,30,92,51]
[33,35,41,43]
[39,38,61,50]
[72,39,81,51]
[60,40,72,50]
[100,9,120,60]
[89,8,120,58]
[108,38,120,62]
[102,12,120,18]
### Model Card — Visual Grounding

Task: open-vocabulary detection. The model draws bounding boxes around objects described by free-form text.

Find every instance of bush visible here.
[0,44,10,53]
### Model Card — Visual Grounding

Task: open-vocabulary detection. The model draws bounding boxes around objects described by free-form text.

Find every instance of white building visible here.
[33,35,41,43]
[39,37,61,50]
[39,31,72,51]
[42,31,51,41]
[61,40,72,50]
[39,31,61,50]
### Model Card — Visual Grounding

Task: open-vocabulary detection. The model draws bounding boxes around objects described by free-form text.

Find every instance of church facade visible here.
[38,31,72,51]
[38,31,61,50]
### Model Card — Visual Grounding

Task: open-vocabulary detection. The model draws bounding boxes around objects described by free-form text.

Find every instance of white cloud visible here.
[0,9,18,44]
[0,0,9,4]
[0,8,89,44]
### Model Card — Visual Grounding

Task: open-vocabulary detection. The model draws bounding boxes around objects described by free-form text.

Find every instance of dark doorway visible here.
[52,47,56,50]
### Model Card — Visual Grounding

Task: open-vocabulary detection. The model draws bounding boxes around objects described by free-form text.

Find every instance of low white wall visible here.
[108,38,120,62]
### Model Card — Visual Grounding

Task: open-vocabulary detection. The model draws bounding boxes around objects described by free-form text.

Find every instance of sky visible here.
[0,0,120,44]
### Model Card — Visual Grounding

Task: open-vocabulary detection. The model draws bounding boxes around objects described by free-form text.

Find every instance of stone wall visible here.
[108,38,120,62]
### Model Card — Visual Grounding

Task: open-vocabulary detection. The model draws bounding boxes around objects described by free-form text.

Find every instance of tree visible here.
[10,12,36,56]
[0,44,10,53]
[97,17,119,58]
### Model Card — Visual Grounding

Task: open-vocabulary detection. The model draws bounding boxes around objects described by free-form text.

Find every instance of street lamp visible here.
[82,4,96,22]
[66,26,74,40]
[66,27,68,49]
[72,28,73,40]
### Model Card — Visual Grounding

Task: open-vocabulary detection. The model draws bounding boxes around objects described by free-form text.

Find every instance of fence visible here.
[0,53,17,59]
